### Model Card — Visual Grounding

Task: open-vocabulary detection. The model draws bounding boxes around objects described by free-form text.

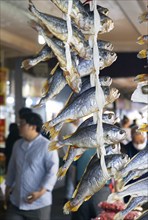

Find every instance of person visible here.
[4,112,59,220]
[71,149,110,220]
[124,127,147,158]
[5,123,21,172]
[120,115,131,145]
[18,107,32,118]
[123,127,147,203]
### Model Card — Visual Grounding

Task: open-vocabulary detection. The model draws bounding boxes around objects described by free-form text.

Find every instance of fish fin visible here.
[57,167,68,179]
[48,125,60,140]
[73,154,82,161]
[84,195,92,201]
[32,101,43,108]
[21,59,32,70]
[137,36,144,45]
[72,182,80,198]
[50,62,59,75]
[42,80,50,95]
[63,146,71,161]
[134,74,148,82]
[107,193,120,203]
[48,141,61,151]
[63,133,73,140]
[63,201,81,214]
[137,49,147,59]
[138,123,148,132]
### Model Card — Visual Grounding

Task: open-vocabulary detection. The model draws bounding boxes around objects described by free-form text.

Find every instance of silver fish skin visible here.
[120,147,148,178]
[107,177,148,203]
[56,123,126,149]
[120,168,148,189]
[29,0,92,59]
[68,76,112,105]
[77,49,117,77]
[48,86,119,127]
[114,196,148,220]
[21,44,54,70]
[78,112,116,131]
[33,22,82,93]
[37,68,67,106]
[63,153,128,214]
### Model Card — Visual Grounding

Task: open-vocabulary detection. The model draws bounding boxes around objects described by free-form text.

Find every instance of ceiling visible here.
[0,0,147,59]
[0,0,147,100]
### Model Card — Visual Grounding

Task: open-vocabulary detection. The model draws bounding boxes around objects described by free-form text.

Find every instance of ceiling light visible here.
[38,34,45,45]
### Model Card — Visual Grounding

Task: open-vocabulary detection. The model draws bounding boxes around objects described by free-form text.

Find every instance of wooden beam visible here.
[0,29,37,55]
[115,0,147,35]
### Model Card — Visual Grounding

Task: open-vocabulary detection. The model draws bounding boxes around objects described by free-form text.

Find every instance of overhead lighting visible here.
[38,34,45,45]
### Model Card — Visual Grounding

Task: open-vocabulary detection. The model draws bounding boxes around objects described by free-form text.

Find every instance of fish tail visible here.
[32,98,44,108]
[138,123,148,132]
[21,59,32,70]
[42,123,59,140]
[57,167,68,179]
[107,192,121,203]
[63,146,71,161]
[42,80,50,95]
[137,37,144,45]
[63,200,81,214]
[50,127,60,139]
[48,141,61,151]
[73,154,82,161]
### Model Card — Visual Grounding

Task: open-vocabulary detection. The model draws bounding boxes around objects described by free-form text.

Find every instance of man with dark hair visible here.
[5,112,59,220]
[18,107,32,118]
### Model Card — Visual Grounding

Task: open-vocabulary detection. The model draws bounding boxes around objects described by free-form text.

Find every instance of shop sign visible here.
[0,67,8,106]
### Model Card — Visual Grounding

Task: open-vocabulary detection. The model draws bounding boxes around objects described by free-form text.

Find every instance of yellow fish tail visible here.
[57,167,68,179]
[48,141,61,151]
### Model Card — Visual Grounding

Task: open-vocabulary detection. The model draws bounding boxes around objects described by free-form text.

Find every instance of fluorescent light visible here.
[38,34,45,45]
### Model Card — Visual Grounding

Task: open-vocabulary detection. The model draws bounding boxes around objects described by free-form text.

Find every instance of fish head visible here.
[107,153,129,177]
[106,87,120,104]
[105,42,114,51]
[100,76,112,86]
[102,112,116,125]
[101,17,114,33]
[99,50,117,68]
[105,144,121,155]
[107,126,127,144]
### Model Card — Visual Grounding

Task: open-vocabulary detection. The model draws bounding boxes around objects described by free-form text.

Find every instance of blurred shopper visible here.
[123,127,148,203]
[71,149,110,220]
[4,112,59,220]
[125,127,147,158]
[120,115,131,145]
[19,107,32,118]
[5,123,21,172]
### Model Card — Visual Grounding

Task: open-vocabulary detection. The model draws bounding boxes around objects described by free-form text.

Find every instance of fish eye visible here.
[108,114,112,119]
[119,130,125,135]
[111,52,114,56]
[121,154,125,159]
[99,58,102,61]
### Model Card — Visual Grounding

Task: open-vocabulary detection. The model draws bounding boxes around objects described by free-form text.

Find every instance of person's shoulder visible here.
[38,134,50,146]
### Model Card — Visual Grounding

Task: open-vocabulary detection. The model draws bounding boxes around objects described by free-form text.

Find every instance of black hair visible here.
[19,107,32,118]
[21,112,43,132]
[9,123,19,134]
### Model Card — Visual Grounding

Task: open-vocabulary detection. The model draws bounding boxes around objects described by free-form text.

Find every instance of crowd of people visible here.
[0,110,147,220]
